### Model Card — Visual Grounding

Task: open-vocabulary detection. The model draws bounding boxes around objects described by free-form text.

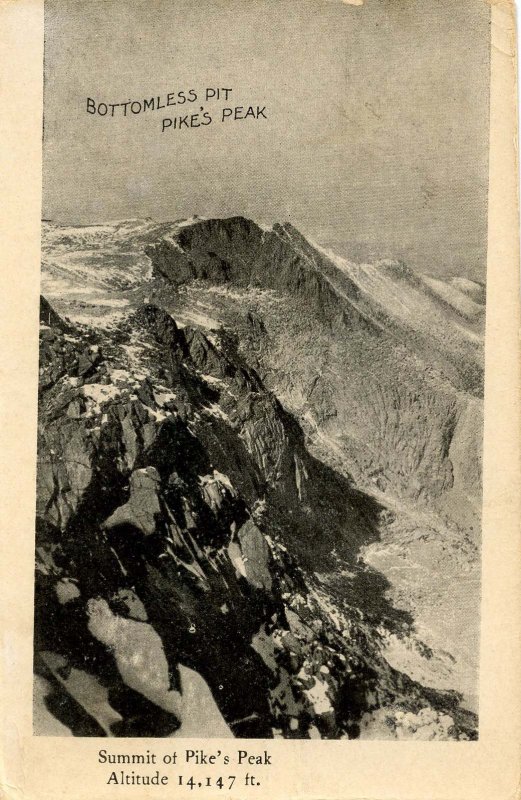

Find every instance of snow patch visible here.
[82,383,121,403]
[175,309,220,330]
[200,373,226,386]
[203,403,230,421]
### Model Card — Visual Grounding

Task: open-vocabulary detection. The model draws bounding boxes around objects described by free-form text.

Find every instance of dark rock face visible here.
[34,296,476,740]
[40,295,71,331]
[146,218,369,331]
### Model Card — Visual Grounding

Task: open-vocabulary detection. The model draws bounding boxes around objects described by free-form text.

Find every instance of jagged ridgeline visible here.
[35,216,483,739]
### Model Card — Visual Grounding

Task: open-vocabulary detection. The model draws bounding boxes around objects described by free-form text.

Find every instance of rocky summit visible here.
[34,216,483,739]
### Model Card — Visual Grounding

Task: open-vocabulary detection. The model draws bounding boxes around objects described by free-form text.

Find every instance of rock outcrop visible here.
[34,297,476,739]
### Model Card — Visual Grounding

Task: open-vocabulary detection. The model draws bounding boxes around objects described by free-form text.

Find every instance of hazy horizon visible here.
[43,0,490,280]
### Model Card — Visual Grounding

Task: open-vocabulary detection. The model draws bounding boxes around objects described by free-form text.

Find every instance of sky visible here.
[43,0,490,280]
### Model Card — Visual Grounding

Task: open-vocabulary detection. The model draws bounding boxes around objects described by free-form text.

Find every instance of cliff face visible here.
[35,216,483,738]
[146,218,368,331]
[144,217,483,515]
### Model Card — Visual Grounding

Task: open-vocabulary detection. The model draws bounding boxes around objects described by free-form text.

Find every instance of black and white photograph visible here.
[34,0,490,742]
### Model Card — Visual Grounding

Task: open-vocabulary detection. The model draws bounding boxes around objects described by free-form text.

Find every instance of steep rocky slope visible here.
[36,216,484,736]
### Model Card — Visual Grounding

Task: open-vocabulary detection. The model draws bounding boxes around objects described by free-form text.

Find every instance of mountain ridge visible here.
[36,214,483,733]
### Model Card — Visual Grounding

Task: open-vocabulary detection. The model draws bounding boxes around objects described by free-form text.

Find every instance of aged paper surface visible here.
[1,0,520,798]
